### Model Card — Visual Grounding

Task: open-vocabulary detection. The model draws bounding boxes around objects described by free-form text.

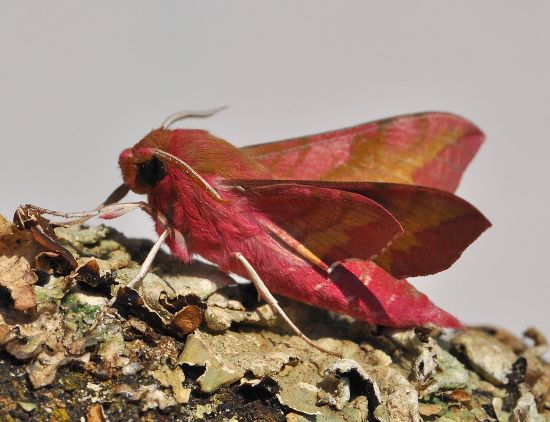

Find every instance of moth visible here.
[24,109,490,355]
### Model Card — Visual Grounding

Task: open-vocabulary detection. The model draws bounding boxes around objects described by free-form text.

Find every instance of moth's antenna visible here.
[160,106,227,129]
[153,149,226,203]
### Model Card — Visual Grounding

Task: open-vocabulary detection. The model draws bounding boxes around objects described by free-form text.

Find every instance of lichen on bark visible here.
[0,216,549,421]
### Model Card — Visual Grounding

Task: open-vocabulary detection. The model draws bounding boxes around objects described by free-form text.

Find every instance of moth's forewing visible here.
[243,112,484,193]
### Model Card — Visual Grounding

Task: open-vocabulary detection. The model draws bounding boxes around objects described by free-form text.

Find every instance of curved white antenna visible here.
[160,106,227,129]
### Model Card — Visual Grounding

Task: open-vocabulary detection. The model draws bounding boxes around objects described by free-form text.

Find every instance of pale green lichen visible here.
[452,330,518,385]
[1,221,550,421]
[151,365,190,404]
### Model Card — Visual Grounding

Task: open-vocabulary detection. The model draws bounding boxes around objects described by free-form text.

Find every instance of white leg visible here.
[17,184,130,227]
[234,252,343,358]
[19,200,170,229]
[88,229,170,333]
[63,183,130,225]
[126,229,169,290]
[22,200,148,221]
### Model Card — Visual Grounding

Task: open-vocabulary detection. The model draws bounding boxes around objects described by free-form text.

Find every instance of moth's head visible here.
[119,128,171,194]
[119,108,268,201]
[119,119,229,202]
[119,109,229,196]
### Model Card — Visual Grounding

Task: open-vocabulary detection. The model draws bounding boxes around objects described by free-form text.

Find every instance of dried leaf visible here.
[0,214,38,310]
[419,403,442,416]
[171,305,202,335]
[525,327,546,345]
[35,251,74,276]
[443,389,471,403]
[72,257,116,288]
[0,323,9,344]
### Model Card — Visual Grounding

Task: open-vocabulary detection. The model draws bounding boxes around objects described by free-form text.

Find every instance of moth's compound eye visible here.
[137,157,167,187]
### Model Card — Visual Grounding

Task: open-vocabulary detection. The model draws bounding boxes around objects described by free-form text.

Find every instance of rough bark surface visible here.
[0,217,548,422]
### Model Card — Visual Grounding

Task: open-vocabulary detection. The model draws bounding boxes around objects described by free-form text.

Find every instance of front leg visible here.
[18,200,163,226]
[87,229,170,333]
[51,184,130,227]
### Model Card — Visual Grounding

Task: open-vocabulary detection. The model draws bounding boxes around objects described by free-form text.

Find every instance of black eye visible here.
[137,157,167,187]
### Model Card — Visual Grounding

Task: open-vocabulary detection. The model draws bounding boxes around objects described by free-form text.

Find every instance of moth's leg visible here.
[88,229,170,333]
[55,184,130,226]
[22,199,172,230]
[126,229,170,290]
[22,200,146,222]
[233,252,343,358]
[18,184,130,227]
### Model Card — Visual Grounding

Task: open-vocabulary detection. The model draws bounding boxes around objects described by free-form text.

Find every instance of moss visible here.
[60,294,101,332]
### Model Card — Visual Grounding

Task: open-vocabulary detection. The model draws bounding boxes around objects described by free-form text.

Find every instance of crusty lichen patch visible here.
[0,217,549,421]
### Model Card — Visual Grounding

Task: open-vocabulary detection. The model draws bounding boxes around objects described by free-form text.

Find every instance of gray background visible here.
[1,2,548,342]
